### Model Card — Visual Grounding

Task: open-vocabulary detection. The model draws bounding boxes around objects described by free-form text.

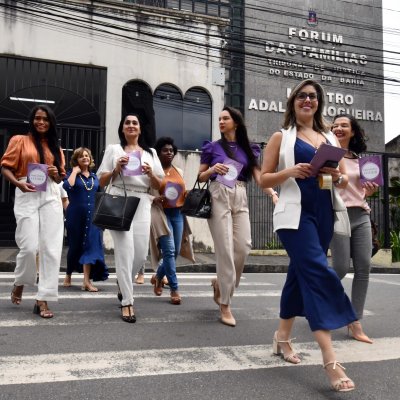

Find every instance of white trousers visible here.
[14,178,64,301]
[207,181,252,305]
[109,190,152,306]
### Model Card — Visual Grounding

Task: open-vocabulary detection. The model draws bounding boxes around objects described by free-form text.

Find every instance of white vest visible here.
[273,126,350,236]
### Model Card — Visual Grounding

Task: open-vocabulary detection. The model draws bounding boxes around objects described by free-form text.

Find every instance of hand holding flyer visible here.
[216,157,244,188]
[164,181,183,207]
[27,163,48,191]
[309,143,346,176]
[359,155,383,186]
[122,151,142,176]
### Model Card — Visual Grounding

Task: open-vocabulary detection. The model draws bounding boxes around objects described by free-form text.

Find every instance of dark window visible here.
[183,88,212,150]
[154,84,184,148]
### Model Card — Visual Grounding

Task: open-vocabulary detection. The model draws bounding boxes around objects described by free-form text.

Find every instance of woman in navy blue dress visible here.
[261,79,356,392]
[63,147,108,291]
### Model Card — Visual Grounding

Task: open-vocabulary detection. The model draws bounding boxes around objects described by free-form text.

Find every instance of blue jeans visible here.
[156,207,184,291]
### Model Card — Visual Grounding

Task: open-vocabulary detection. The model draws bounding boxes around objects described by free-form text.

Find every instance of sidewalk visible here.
[0,247,399,274]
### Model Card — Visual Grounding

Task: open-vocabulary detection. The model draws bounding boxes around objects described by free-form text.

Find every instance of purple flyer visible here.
[309,143,346,176]
[122,151,142,176]
[164,181,182,207]
[359,155,383,186]
[216,157,244,188]
[27,163,48,191]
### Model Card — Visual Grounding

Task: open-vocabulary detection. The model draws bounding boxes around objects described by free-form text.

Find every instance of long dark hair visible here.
[218,106,258,179]
[283,79,329,133]
[28,105,62,174]
[332,113,367,154]
[118,113,153,157]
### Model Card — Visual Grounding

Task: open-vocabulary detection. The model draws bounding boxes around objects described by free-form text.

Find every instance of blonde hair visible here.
[282,79,329,133]
[70,147,95,169]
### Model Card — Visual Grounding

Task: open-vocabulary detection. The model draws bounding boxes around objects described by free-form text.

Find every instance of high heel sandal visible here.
[63,275,72,287]
[33,301,54,319]
[348,321,373,344]
[120,305,136,323]
[81,283,99,292]
[211,278,221,306]
[323,361,355,392]
[150,274,163,296]
[11,284,24,305]
[272,331,301,364]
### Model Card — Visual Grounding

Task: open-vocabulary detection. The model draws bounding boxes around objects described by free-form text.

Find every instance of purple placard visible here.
[164,181,182,207]
[122,151,142,176]
[359,155,383,186]
[216,157,244,188]
[309,143,347,176]
[27,163,48,191]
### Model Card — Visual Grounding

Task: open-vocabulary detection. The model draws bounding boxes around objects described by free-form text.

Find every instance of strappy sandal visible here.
[63,275,72,287]
[170,291,181,305]
[120,305,136,323]
[11,284,24,305]
[33,301,54,319]
[272,331,301,364]
[150,274,163,296]
[81,283,98,292]
[211,278,220,305]
[323,361,355,392]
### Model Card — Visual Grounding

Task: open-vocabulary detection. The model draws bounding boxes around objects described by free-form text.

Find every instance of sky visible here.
[383,0,400,143]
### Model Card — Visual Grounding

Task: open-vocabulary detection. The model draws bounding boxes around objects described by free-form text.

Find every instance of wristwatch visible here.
[333,175,343,186]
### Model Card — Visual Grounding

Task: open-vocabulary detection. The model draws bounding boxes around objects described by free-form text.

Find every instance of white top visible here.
[273,126,350,236]
[337,157,370,212]
[58,182,68,198]
[96,144,164,189]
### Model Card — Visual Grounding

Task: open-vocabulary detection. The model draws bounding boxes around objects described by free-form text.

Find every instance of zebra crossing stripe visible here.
[1,338,400,385]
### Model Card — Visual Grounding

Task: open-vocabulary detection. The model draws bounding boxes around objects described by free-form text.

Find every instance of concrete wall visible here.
[0,0,228,143]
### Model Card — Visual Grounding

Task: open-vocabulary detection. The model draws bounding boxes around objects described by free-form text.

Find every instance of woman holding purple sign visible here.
[330,114,379,344]
[1,105,65,319]
[198,106,277,327]
[97,114,164,323]
[149,137,194,305]
[260,80,356,392]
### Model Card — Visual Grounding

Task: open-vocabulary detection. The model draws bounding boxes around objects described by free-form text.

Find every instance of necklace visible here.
[228,143,238,153]
[164,166,173,176]
[79,174,95,191]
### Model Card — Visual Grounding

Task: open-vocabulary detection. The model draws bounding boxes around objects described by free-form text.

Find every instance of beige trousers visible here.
[207,181,252,305]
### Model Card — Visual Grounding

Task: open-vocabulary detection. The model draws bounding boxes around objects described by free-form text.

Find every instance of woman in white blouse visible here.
[97,114,164,323]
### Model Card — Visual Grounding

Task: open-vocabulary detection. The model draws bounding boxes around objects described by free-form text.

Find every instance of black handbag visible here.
[181,178,212,219]
[93,173,140,231]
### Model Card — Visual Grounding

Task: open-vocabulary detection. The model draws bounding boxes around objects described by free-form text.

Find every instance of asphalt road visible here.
[0,272,399,400]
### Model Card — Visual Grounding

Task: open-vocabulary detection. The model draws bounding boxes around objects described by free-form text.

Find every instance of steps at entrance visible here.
[0,203,16,247]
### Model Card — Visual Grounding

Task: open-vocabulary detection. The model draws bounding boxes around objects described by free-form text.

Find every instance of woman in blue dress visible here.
[63,147,108,291]
[260,79,356,392]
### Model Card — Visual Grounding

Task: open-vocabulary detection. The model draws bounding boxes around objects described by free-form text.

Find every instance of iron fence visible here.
[247,146,400,250]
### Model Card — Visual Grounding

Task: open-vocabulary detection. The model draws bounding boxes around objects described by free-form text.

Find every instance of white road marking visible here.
[1,338,399,385]
[345,273,400,285]
[0,290,282,301]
